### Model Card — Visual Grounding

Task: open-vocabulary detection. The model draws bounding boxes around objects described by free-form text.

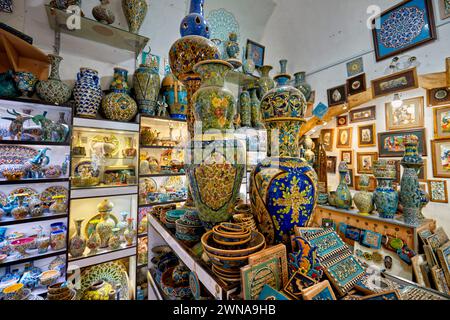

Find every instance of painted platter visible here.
[9,187,38,198]
[84,213,119,238]
[40,186,69,208]
[76,261,130,300]
[74,161,100,177]
[0,145,38,165]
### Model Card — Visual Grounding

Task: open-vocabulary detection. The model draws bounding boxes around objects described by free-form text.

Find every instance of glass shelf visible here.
[0,212,68,227]
[45,5,149,56]
[0,178,70,186]
[226,70,259,86]
[139,199,186,208]
[0,249,66,268]
[68,243,137,263]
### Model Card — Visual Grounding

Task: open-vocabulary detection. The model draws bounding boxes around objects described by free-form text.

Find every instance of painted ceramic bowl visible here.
[211,265,241,283]
[44,166,63,179]
[161,267,192,300]
[10,237,35,256]
[234,204,252,215]
[39,269,61,286]
[212,223,252,245]
[202,230,265,258]
[2,283,24,300]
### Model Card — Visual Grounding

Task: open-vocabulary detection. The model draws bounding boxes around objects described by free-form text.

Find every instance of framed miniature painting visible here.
[327,84,347,107]
[431,139,450,178]
[327,156,337,173]
[336,115,348,127]
[355,175,377,192]
[246,39,265,68]
[346,168,355,188]
[440,0,450,19]
[357,152,378,174]
[302,280,336,300]
[320,129,334,151]
[378,129,427,157]
[371,68,419,98]
[431,266,450,295]
[340,150,353,166]
[385,96,424,131]
[437,242,450,286]
[371,0,437,62]
[336,127,352,148]
[428,87,450,107]
[433,105,450,139]
[427,180,448,203]
[358,123,376,147]
[346,57,364,77]
[349,106,376,123]
[346,73,366,96]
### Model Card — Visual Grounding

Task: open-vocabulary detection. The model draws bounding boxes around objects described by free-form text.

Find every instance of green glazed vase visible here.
[353,174,374,215]
[335,162,352,209]
[239,90,251,127]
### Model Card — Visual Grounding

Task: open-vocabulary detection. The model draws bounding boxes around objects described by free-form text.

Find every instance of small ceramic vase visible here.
[354,174,374,215]
[108,228,121,250]
[69,219,86,258]
[257,65,275,99]
[36,54,72,105]
[239,91,251,127]
[122,137,137,158]
[124,218,136,246]
[161,70,188,120]
[293,71,312,102]
[92,0,115,24]
[49,196,67,214]
[36,235,50,254]
[335,162,352,209]
[29,195,43,217]
[11,194,29,220]
[87,224,101,255]
[50,229,66,250]
[122,0,148,34]
[13,72,38,97]
[117,211,129,242]
[249,88,263,129]
[96,200,116,248]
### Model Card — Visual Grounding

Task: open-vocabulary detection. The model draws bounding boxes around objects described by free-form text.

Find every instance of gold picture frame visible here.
[355,175,377,191]
[358,124,376,147]
[431,139,450,178]
[336,127,353,149]
[340,150,353,166]
[371,68,419,98]
[433,105,450,140]
[357,152,378,174]
[427,180,449,203]
[385,96,424,131]
[320,129,334,152]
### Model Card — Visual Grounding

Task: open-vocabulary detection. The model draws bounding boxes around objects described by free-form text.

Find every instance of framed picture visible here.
[301,280,336,301]
[246,39,265,68]
[357,152,378,174]
[428,87,450,107]
[248,244,288,287]
[385,97,424,131]
[437,242,450,286]
[371,68,419,98]
[434,105,450,139]
[378,129,427,157]
[336,115,348,127]
[349,106,376,123]
[241,256,281,300]
[336,127,353,148]
[431,266,450,295]
[427,180,448,203]
[440,0,450,19]
[327,85,347,107]
[326,156,337,173]
[355,175,377,192]
[358,124,376,147]
[346,73,366,96]
[340,150,353,166]
[346,57,364,77]
[431,139,450,178]
[320,129,334,151]
[305,102,314,118]
[346,168,355,188]
[371,0,437,62]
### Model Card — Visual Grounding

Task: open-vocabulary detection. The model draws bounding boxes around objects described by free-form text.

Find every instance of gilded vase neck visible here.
[266,119,303,158]
[194,60,232,87]
[258,65,272,77]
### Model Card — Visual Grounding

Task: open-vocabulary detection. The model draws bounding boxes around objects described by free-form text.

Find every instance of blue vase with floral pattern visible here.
[180,0,210,38]
[373,160,399,219]
[335,162,352,209]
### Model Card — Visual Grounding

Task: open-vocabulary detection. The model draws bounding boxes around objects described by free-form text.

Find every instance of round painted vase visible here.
[250,60,317,246]
[108,228,121,250]
[239,90,251,127]
[36,54,72,105]
[373,160,399,219]
[335,162,352,209]
[186,60,245,224]
[293,71,312,102]
[133,56,161,116]
[13,72,38,97]
[180,0,210,38]
[257,65,275,99]
[69,218,86,258]
[92,0,115,25]
[354,174,374,215]
[95,199,116,248]
[73,68,103,118]
[101,68,137,122]
[87,223,101,255]
[250,88,264,129]
[161,71,188,120]
[0,70,20,98]
[122,0,148,34]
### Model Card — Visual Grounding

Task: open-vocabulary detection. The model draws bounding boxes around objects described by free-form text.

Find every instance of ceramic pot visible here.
[13,72,38,97]
[101,68,137,122]
[87,223,101,255]
[50,229,66,250]
[303,135,315,165]
[36,236,50,254]
[250,60,317,246]
[73,68,103,119]
[373,160,398,219]
[92,0,115,24]
[122,0,147,34]
[122,137,137,158]
[108,228,121,250]
[28,195,43,217]
[161,71,188,120]
[239,91,251,127]
[96,201,116,248]
[242,57,255,75]
[11,194,29,220]
[250,88,264,129]
[180,0,210,38]
[49,196,67,214]
[186,60,245,225]
[69,219,86,258]
[294,71,312,102]
[123,218,136,246]
[133,59,160,116]
[257,65,275,99]
[335,162,352,209]
[354,174,374,215]
[225,33,239,59]
[36,54,71,105]
[0,70,20,98]
[117,212,128,242]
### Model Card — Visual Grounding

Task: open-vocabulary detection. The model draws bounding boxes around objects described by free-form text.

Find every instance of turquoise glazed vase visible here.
[36,54,72,105]
[353,174,374,215]
[101,68,137,122]
[122,0,148,34]
[133,56,161,116]
[180,0,210,38]
[161,71,188,120]
[293,71,312,102]
[250,59,317,246]
[373,160,398,219]
[186,60,245,225]
[239,90,251,127]
[250,88,264,129]
[0,70,20,98]
[73,68,103,118]
[335,162,352,209]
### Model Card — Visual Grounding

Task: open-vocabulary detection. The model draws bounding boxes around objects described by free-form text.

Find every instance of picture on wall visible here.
[340,150,353,166]
[358,124,376,147]
[427,180,448,203]
[385,96,424,131]
[428,87,450,107]
[357,152,378,174]
[336,127,353,148]
[371,0,437,61]
[346,57,364,77]
[378,129,427,157]
[246,40,265,68]
[434,105,450,139]
[440,0,450,19]
[349,106,376,123]
[346,73,366,96]
[431,139,450,178]
[371,68,419,98]
[321,129,334,152]
[327,156,337,173]
[336,115,348,127]
[327,85,347,107]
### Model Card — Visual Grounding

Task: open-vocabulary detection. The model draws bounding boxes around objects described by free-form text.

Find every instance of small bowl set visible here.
[163,209,186,230]
[175,210,205,247]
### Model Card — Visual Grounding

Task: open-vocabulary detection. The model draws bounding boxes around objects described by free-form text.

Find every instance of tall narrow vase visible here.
[69,219,86,258]
[161,71,188,120]
[36,54,72,105]
[122,0,148,34]
[133,55,161,116]
[95,199,116,248]
[239,90,251,127]
[373,160,398,219]
[257,65,275,99]
[250,88,263,129]
[335,162,352,209]
[74,68,103,118]
[250,60,317,246]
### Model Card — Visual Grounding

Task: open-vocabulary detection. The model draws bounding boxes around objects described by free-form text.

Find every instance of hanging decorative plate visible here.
[9,187,38,198]
[84,213,119,238]
[90,135,120,157]
[40,186,69,208]
[206,8,240,54]
[74,161,100,177]
[77,261,130,300]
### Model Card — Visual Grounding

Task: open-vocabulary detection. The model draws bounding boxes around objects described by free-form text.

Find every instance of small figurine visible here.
[32,112,70,142]
[1,109,32,140]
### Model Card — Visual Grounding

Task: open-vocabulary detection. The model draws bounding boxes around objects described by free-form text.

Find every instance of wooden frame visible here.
[411,255,428,287]
[340,150,353,166]
[320,129,334,152]
[440,0,450,20]
[349,105,376,123]
[371,68,419,98]
[433,105,450,140]
[431,139,450,178]
[301,280,336,300]
[428,87,450,107]
[385,96,424,131]
[248,244,288,287]
[347,168,355,188]
[357,152,378,174]
[336,115,348,127]
[427,180,449,203]
[245,39,265,68]
[358,123,376,147]
[241,256,282,300]
[327,84,347,107]
[326,156,337,173]
[371,0,437,62]
[336,127,353,148]
[378,128,427,157]
[346,73,366,96]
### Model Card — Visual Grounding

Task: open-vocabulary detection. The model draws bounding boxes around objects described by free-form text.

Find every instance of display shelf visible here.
[0,96,72,109]
[139,145,184,150]
[70,185,138,199]
[69,244,137,263]
[138,233,147,238]
[139,115,187,124]
[0,178,70,186]
[147,270,164,300]
[0,140,70,146]
[139,173,185,178]
[0,212,68,227]
[139,199,186,208]
[73,117,140,132]
[67,246,136,269]
[45,5,149,55]
[0,249,66,268]
[71,155,136,160]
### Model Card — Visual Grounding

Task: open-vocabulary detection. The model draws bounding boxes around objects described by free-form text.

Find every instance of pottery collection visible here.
[36,54,72,105]
[122,0,148,34]
[293,71,312,102]
[73,68,103,119]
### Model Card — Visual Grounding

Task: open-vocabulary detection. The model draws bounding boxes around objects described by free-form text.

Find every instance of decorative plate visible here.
[77,261,130,300]
[90,135,120,157]
[0,145,38,165]
[74,161,100,177]
[40,186,69,205]
[84,213,119,238]
[435,89,448,100]
[9,187,38,198]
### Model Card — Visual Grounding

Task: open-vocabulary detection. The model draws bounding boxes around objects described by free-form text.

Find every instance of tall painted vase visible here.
[36,54,72,105]
[180,0,210,38]
[133,57,161,116]
[95,199,116,248]
[250,60,317,246]
[335,162,352,209]
[186,60,245,225]
[73,68,103,118]
[373,160,398,219]
[69,218,86,258]
[353,174,374,215]
[161,71,188,120]
[257,65,275,99]
[122,0,148,34]
[239,90,251,127]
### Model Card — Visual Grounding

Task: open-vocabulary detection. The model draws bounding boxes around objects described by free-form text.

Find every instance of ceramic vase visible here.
[180,0,210,38]
[87,223,101,255]
[122,0,148,34]
[257,65,275,99]
[92,0,115,25]
[186,60,245,225]
[250,88,263,129]
[95,199,116,248]
[124,218,136,246]
[73,68,103,118]
[11,194,29,220]
[0,70,20,98]
[335,162,352,209]
[117,211,129,242]
[239,91,251,127]
[373,160,398,219]
[69,219,86,258]
[108,228,121,250]
[50,229,66,250]
[294,71,312,102]
[354,174,374,215]
[303,135,315,166]
[133,57,161,116]
[161,70,188,120]
[250,60,317,246]
[101,68,137,122]
[36,54,71,105]
[13,72,38,97]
